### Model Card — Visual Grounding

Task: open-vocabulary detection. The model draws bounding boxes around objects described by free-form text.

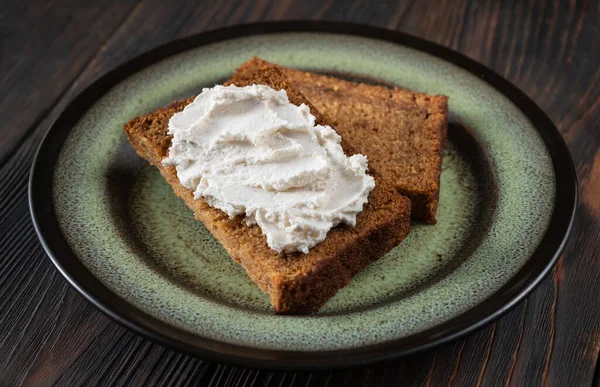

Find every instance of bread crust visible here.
[124,62,411,314]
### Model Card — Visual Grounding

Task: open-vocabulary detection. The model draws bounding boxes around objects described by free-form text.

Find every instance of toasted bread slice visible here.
[229,57,448,223]
[125,62,411,314]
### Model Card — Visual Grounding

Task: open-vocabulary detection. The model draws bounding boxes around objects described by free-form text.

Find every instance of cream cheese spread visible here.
[163,84,375,254]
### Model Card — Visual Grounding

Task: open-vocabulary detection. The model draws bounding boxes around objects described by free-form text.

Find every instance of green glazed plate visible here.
[29,22,576,369]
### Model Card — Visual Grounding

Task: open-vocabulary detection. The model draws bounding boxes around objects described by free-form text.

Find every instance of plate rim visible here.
[28,21,578,370]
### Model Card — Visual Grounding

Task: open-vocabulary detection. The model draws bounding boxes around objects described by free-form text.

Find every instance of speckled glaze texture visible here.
[53,33,555,351]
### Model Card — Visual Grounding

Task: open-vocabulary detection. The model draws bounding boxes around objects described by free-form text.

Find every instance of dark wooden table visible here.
[1,0,599,385]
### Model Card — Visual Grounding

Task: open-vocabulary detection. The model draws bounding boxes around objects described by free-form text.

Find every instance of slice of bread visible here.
[229,57,448,223]
[124,61,411,314]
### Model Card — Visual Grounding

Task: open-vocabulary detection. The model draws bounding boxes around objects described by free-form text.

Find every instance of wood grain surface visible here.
[1,0,599,385]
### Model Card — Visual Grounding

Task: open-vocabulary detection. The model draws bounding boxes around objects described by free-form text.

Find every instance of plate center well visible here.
[106,72,497,314]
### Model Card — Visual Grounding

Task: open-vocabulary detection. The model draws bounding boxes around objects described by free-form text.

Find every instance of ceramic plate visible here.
[29,22,577,369]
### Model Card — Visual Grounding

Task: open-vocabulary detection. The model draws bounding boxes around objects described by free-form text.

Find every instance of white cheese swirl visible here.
[163,85,375,254]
